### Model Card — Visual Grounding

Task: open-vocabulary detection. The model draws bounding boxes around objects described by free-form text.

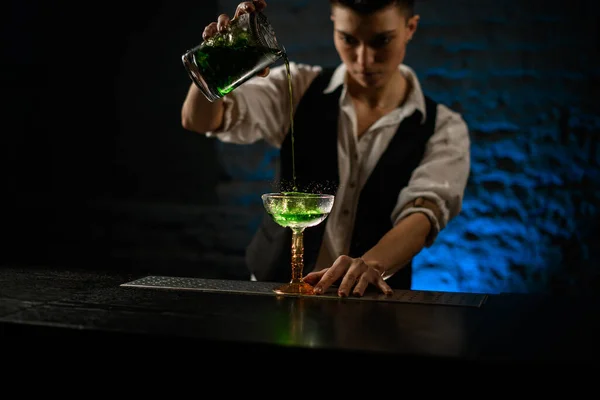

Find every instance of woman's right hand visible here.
[202,0,270,77]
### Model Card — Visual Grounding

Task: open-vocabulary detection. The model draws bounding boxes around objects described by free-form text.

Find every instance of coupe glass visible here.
[261,192,335,295]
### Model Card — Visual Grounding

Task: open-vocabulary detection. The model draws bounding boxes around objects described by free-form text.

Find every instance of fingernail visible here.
[338,291,346,297]
[314,287,322,294]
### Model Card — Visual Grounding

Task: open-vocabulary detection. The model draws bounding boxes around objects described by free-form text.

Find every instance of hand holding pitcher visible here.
[182,0,282,102]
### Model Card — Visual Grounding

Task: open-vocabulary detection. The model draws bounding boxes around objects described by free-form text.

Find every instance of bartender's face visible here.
[331,3,419,89]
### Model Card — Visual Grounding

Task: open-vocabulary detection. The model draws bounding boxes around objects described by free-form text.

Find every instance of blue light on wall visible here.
[413,110,600,294]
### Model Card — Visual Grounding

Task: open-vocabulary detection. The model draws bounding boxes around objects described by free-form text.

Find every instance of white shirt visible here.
[206,62,470,279]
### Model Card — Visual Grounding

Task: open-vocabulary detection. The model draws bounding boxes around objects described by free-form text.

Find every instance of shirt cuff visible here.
[205,94,246,137]
[393,194,449,247]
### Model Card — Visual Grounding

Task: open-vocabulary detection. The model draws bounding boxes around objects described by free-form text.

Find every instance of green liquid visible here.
[271,211,329,229]
[194,35,282,97]
[283,55,297,191]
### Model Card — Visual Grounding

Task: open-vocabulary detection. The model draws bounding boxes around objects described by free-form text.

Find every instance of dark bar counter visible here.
[1,265,598,365]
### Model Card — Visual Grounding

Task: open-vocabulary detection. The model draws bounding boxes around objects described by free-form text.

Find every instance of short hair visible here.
[329,0,416,17]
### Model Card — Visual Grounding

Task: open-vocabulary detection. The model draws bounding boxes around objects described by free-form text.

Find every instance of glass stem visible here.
[290,227,305,284]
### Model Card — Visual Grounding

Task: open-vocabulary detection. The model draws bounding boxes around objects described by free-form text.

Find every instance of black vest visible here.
[245,68,438,289]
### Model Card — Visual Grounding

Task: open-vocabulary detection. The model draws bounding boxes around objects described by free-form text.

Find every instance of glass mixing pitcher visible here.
[182,11,285,102]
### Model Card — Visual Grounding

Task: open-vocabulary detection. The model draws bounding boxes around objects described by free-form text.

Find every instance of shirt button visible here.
[349,181,356,189]
[342,209,350,216]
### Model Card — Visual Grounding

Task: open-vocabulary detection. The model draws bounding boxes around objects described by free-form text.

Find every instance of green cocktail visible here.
[269,194,330,229]
[270,211,329,228]
[262,192,335,295]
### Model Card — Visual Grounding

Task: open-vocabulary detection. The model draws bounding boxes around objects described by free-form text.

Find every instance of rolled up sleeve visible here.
[391,104,471,246]
[205,62,322,148]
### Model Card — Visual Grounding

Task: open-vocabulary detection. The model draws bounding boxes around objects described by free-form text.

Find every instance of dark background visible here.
[2,0,599,294]
[3,0,227,273]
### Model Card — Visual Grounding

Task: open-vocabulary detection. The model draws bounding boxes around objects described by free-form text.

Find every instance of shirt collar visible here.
[322,63,427,124]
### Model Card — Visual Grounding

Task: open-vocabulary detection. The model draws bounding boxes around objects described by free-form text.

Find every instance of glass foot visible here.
[273,281,315,295]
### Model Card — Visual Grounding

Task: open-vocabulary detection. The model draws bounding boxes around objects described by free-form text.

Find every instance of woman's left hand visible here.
[303,255,393,297]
